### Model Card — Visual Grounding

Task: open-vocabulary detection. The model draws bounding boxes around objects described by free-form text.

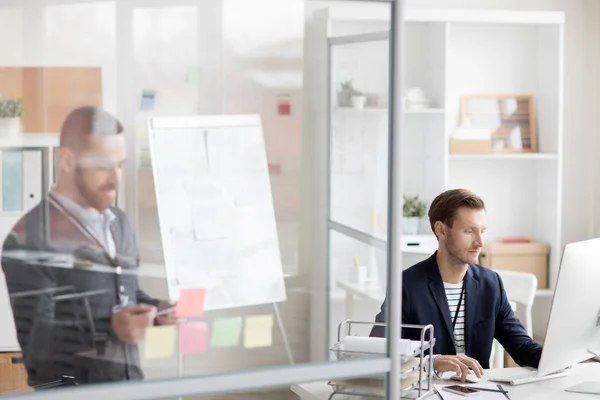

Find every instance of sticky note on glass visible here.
[277,96,291,115]
[145,326,176,359]
[179,322,208,355]
[244,314,274,349]
[268,163,282,174]
[175,288,206,318]
[186,67,202,85]
[140,89,156,110]
[210,317,242,348]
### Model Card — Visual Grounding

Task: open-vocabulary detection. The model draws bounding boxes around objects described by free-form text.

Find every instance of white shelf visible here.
[405,108,444,114]
[332,107,444,116]
[0,133,59,149]
[324,7,565,25]
[332,107,387,114]
[449,153,559,161]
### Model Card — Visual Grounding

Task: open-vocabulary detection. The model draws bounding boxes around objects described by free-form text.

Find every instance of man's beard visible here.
[445,235,471,265]
[75,168,116,211]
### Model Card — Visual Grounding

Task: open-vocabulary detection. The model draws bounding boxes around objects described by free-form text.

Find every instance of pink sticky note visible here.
[179,322,208,355]
[268,163,282,174]
[175,288,206,318]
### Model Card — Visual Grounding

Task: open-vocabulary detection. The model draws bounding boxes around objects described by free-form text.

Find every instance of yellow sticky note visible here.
[145,325,176,359]
[244,314,274,349]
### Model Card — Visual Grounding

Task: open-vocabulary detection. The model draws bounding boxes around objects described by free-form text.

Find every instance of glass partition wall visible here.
[0,0,405,399]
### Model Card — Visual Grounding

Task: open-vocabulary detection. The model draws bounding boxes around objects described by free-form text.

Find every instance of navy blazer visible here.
[370,253,542,369]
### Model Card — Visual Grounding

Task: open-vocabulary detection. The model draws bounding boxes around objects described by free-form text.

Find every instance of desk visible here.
[291,362,600,399]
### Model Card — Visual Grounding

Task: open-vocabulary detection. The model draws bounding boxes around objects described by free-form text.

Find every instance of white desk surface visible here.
[291,362,600,400]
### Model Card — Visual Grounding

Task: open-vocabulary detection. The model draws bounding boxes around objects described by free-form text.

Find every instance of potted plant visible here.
[403,194,427,235]
[0,96,25,137]
[338,79,359,107]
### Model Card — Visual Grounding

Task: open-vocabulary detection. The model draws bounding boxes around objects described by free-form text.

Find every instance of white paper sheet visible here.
[188,183,235,240]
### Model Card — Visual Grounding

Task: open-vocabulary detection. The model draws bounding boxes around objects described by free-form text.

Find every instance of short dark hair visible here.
[60,106,123,150]
[428,189,485,235]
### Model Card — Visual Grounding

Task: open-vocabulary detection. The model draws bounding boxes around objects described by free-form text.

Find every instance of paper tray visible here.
[329,339,434,362]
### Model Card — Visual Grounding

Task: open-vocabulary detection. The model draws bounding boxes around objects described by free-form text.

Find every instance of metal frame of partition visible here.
[9,0,405,398]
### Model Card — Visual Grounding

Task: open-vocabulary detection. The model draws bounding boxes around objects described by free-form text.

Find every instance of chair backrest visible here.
[495,269,537,308]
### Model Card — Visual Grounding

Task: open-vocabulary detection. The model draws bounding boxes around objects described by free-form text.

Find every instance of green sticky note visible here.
[186,67,202,85]
[210,317,243,348]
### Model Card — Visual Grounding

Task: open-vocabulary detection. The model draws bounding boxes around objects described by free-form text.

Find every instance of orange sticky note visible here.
[179,322,208,355]
[175,288,206,318]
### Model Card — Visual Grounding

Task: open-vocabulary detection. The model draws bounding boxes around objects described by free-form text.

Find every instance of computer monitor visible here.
[535,238,600,394]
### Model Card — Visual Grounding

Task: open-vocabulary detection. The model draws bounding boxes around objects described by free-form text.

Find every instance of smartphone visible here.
[156,305,177,316]
[442,385,480,397]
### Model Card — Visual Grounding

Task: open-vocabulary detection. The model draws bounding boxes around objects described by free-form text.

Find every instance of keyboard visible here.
[489,369,570,386]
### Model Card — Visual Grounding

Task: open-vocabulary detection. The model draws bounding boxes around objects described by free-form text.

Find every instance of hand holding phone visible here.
[156,300,178,325]
[442,385,480,397]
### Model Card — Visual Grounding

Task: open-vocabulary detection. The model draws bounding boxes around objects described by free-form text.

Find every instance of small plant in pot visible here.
[338,79,359,107]
[0,96,25,138]
[402,194,427,235]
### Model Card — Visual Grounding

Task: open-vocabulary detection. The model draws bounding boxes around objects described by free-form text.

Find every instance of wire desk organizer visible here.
[328,320,436,400]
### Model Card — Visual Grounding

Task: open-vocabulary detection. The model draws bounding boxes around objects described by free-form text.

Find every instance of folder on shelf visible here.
[22,150,42,213]
[2,151,23,212]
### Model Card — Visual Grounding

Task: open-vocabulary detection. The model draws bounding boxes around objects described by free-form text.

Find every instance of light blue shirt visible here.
[50,190,117,258]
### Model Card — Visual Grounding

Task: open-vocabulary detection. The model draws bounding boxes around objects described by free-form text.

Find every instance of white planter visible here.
[0,117,21,138]
[403,217,421,235]
[351,95,367,110]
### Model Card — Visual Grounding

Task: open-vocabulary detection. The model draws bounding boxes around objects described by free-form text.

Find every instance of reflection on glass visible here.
[329,39,389,238]
[133,6,200,264]
[2,107,172,387]
[329,230,386,348]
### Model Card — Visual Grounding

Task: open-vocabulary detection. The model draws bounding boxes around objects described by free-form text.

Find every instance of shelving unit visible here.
[303,4,565,351]
[0,134,59,242]
[449,153,559,161]
[0,133,59,354]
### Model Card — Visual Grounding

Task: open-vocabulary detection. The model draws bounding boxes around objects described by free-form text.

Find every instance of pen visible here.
[467,386,509,394]
[156,305,177,316]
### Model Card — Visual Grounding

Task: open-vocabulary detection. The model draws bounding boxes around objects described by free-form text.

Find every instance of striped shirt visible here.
[444,281,466,354]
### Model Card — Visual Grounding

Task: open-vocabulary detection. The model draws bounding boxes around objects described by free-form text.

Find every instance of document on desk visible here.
[434,383,511,400]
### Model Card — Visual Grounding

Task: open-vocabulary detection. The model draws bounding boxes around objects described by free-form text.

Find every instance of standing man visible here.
[370,189,542,380]
[2,106,177,387]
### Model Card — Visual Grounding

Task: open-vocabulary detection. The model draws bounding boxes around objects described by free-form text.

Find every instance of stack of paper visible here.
[343,336,417,355]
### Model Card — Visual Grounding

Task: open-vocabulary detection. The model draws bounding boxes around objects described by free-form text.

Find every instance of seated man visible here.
[371,189,542,379]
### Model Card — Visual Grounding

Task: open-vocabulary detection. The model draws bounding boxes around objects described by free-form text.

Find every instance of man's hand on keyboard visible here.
[434,355,484,383]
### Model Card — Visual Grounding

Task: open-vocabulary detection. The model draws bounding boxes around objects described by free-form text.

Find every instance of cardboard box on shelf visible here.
[479,241,550,289]
[449,138,492,154]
